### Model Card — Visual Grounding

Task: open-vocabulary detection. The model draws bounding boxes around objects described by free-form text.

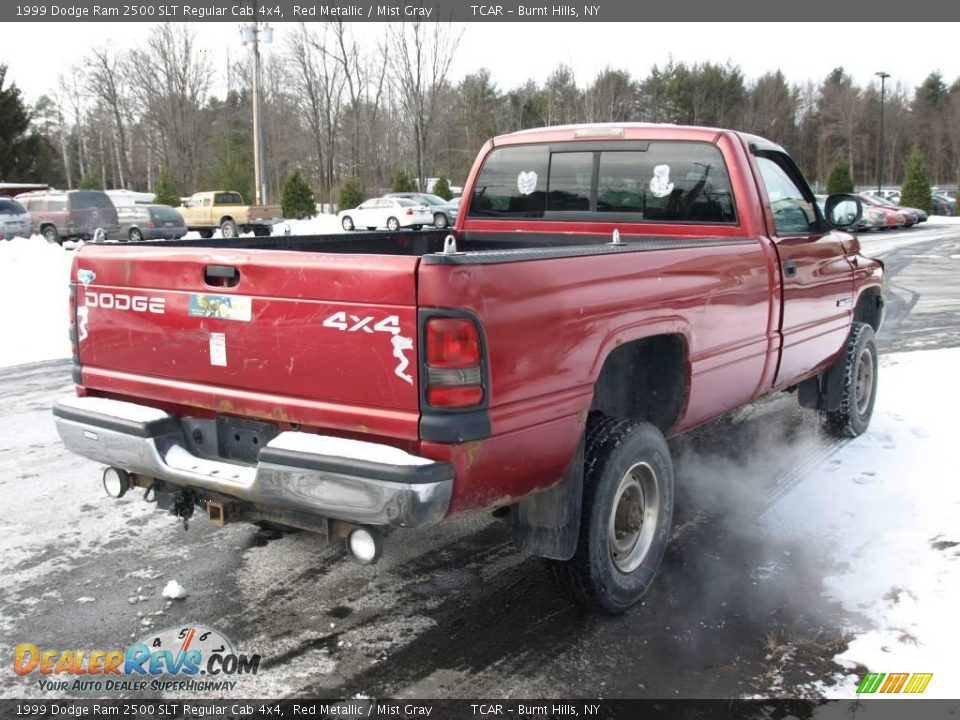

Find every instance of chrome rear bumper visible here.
[52,396,452,528]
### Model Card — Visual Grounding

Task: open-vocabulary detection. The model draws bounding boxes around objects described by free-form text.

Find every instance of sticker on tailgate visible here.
[189,294,252,322]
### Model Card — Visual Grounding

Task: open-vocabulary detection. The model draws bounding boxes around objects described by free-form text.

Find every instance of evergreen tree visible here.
[78,171,103,190]
[826,160,854,194]
[337,175,365,212]
[390,168,417,193]
[433,176,453,201]
[0,65,52,182]
[153,166,181,207]
[281,170,316,219]
[899,148,933,214]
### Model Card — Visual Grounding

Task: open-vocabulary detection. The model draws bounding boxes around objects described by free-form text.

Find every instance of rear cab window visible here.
[468,141,737,224]
[214,193,243,205]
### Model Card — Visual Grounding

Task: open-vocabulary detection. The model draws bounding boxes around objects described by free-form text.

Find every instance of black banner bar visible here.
[2,699,959,720]
[3,0,958,22]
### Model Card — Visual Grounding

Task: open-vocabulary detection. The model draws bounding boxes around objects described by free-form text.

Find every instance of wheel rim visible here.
[44,229,56,242]
[222,224,235,238]
[436,214,447,228]
[131,230,141,242]
[855,346,874,415]
[342,218,352,230]
[608,461,660,574]
[388,219,399,231]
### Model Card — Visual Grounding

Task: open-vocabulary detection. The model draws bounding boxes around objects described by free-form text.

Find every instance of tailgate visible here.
[74,246,422,439]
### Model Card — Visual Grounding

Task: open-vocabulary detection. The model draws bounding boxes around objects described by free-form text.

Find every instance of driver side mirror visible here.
[824,193,862,230]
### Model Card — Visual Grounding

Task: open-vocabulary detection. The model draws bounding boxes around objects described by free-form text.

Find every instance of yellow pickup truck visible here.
[179,191,283,238]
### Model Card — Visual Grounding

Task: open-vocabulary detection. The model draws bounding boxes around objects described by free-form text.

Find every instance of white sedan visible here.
[338,197,433,232]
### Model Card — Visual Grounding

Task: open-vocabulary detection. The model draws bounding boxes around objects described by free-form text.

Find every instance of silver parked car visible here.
[0,197,31,240]
[116,204,188,242]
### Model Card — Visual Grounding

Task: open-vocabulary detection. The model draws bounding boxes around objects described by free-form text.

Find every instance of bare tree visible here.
[84,48,132,188]
[388,22,462,186]
[128,24,212,191]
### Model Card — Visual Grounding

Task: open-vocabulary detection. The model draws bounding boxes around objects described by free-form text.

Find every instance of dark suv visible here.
[19,190,120,244]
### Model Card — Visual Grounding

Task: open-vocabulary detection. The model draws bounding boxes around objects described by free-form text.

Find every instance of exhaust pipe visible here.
[345,526,383,565]
[102,467,130,498]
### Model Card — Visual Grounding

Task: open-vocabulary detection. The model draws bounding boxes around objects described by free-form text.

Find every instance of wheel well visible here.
[590,334,688,434]
[219,216,234,225]
[854,287,883,332]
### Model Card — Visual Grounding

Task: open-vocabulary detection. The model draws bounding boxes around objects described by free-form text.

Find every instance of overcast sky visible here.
[3,22,957,104]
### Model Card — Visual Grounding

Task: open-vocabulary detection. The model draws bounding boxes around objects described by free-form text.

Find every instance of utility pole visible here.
[876,71,890,194]
[241,7,272,204]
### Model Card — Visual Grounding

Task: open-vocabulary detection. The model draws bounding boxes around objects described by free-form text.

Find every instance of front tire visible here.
[128,228,143,243]
[386,217,400,232]
[341,216,355,231]
[220,219,238,239]
[822,322,878,438]
[434,213,448,229]
[548,415,674,614]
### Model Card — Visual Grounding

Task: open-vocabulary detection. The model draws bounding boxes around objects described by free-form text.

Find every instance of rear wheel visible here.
[822,322,878,438]
[128,228,143,243]
[548,415,674,614]
[386,217,400,232]
[198,229,214,239]
[220,219,238,239]
[434,213,448,229]
[341,216,355,231]
[42,225,61,245]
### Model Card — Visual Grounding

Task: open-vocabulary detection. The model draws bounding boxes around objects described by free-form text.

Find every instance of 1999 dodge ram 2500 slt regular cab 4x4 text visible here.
[54,124,884,613]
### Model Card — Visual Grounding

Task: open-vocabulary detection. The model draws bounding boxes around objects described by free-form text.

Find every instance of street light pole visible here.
[876,71,890,194]
[241,7,273,205]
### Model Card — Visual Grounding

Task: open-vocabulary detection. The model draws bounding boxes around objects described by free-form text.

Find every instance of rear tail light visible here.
[406,208,414,216]
[424,316,484,408]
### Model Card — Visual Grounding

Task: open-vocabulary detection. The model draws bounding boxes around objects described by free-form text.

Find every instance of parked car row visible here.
[861,187,956,216]
[338,192,460,232]
[2,189,190,245]
[815,193,930,231]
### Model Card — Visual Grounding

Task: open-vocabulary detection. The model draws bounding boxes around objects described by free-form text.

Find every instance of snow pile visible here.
[0,236,75,368]
[762,348,960,698]
[161,580,188,600]
[271,214,344,236]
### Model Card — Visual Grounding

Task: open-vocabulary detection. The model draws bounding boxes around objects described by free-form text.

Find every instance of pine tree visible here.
[78,171,103,190]
[899,149,933,214]
[153,166,181,207]
[337,176,365,212]
[390,168,417,193]
[826,161,854,194]
[433,176,453,201]
[0,64,48,182]
[281,170,316,220]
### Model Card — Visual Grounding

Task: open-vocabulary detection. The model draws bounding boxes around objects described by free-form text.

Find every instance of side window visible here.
[547,152,593,211]
[202,198,212,208]
[468,145,548,218]
[48,198,66,212]
[756,155,818,235]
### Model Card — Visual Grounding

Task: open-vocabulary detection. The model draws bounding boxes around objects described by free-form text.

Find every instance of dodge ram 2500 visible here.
[54,124,884,613]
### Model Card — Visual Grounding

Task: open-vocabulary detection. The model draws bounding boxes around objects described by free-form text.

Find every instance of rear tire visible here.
[386,217,400,232]
[341,216,355,231]
[548,415,674,614]
[198,229,214,239]
[42,225,61,245]
[822,322,878,438]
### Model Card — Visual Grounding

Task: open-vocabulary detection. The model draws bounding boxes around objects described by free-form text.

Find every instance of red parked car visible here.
[858,194,908,229]
[53,124,884,613]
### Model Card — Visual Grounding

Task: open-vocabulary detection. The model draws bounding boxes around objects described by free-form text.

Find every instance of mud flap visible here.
[798,351,847,412]
[510,438,583,561]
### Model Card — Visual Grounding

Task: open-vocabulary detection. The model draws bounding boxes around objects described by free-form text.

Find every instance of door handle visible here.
[204,265,240,287]
[783,259,798,279]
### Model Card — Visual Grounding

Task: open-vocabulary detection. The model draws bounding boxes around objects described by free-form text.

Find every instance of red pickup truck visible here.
[54,124,884,613]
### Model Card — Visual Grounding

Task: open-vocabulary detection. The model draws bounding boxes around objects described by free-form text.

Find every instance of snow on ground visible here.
[762,347,960,698]
[0,235,76,368]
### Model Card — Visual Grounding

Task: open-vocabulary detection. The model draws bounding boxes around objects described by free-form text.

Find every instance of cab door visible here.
[754,151,854,387]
